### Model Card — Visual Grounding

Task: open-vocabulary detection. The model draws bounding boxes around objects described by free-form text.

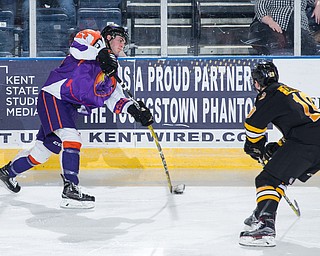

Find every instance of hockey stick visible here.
[114,75,185,194]
[258,158,301,217]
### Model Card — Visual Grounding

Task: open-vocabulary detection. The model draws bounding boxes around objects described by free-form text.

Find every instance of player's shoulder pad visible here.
[74,29,103,47]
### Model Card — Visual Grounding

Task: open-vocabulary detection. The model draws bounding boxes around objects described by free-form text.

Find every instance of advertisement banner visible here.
[3,57,318,149]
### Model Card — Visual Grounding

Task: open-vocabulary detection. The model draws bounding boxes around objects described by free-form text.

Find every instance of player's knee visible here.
[29,140,52,164]
[55,128,82,145]
[255,171,282,188]
[56,128,82,151]
[43,133,62,154]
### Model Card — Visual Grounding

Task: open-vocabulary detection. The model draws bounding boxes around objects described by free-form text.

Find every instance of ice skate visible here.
[239,213,276,247]
[0,162,21,193]
[60,174,95,209]
[243,208,259,230]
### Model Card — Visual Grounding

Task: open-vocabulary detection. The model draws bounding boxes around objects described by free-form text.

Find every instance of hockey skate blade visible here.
[239,235,276,247]
[172,184,185,194]
[60,198,95,209]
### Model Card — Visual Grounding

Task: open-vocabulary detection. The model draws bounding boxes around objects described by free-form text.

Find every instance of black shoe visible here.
[60,174,95,209]
[0,162,21,193]
[239,213,276,247]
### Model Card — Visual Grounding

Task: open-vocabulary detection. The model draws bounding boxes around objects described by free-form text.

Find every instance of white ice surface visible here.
[1,181,320,256]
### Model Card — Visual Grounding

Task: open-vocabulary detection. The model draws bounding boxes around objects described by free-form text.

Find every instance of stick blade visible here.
[294,199,301,217]
[172,184,185,194]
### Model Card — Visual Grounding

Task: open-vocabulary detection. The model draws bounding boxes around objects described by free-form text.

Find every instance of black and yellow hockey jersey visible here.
[245,82,320,146]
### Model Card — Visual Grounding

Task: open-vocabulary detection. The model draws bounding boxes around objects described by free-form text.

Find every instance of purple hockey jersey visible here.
[41,55,130,115]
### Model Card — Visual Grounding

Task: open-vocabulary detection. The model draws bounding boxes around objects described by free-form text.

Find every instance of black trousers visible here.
[264,140,320,185]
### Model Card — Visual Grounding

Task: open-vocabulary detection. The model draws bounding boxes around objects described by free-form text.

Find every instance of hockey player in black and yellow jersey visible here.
[239,61,320,247]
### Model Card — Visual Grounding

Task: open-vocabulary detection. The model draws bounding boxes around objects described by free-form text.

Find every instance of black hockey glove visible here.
[244,136,266,161]
[264,137,285,160]
[264,142,280,161]
[97,48,118,77]
[127,101,154,127]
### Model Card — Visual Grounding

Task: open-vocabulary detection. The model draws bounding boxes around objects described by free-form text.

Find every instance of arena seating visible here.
[125,0,256,56]
[5,1,257,57]
[0,10,15,57]
[78,0,122,8]
[77,8,122,31]
[23,8,72,57]
[38,9,72,56]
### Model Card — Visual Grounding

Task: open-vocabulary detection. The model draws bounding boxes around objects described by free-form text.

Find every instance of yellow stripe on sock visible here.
[257,195,280,203]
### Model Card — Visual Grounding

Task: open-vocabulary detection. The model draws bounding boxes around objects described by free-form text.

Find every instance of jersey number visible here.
[292,92,320,122]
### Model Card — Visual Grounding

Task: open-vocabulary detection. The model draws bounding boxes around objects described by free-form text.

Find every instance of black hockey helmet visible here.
[101,23,129,45]
[251,61,279,87]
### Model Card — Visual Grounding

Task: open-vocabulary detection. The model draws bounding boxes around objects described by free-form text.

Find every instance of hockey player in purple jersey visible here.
[0,24,153,209]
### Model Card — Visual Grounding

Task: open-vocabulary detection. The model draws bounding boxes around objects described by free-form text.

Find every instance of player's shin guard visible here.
[243,184,285,231]
[0,154,42,193]
[11,155,41,175]
[256,185,283,215]
[59,141,95,209]
[1,141,53,192]
[61,141,81,185]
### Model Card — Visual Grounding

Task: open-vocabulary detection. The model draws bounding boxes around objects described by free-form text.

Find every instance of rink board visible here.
[0,148,259,171]
[0,57,319,173]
